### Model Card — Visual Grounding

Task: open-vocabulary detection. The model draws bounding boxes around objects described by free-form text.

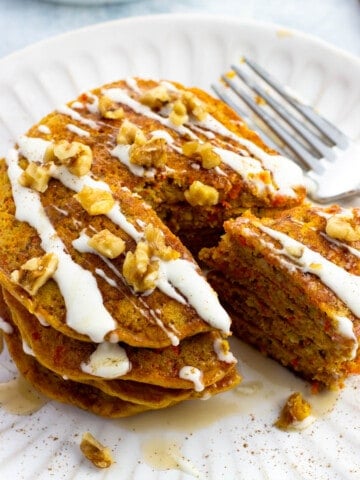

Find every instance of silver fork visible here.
[212,57,360,204]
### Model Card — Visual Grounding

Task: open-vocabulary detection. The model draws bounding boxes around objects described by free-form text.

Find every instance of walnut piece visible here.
[98,95,124,119]
[284,244,304,258]
[80,432,113,469]
[116,119,146,146]
[181,91,208,121]
[87,229,125,259]
[10,252,58,296]
[326,213,360,242]
[123,241,159,293]
[52,140,93,177]
[144,223,180,261]
[169,100,189,126]
[182,141,221,169]
[140,85,171,110]
[19,162,51,193]
[74,186,115,215]
[184,180,219,207]
[130,137,167,168]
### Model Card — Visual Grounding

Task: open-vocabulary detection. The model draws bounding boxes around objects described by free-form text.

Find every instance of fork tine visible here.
[243,57,349,149]
[211,83,284,153]
[230,63,336,162]
[220,73,324,174]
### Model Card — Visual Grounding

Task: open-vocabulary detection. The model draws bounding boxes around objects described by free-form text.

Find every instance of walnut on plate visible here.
[80,432,113,469]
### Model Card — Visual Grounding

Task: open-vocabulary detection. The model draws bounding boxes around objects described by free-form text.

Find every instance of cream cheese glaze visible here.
[179,366,205,392]
[80,342,131,379]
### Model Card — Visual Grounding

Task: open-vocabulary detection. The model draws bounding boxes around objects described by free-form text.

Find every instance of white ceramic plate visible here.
[0,14,359,480]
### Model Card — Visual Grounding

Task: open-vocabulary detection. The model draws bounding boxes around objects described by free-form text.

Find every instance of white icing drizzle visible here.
[150,129,175,144]
[0,317,13,334]
[36,314,50,327]
[22,339,35,357]
[213,338,237,364]
[103,87,197,139]
[257,224,359,354]
[95,268,118,288]
[57,104,98,129]
[125,77,142,94]
[179,366,204,392]
[214,166,226,176]
[290,415,316,431]
[70,101,84,110]
[332,314,358,358]
[5,148,117,343]
[322,232,360,259]
[80,342,131,379]
[37,124,51,134]
[66,123,90,137]
[111,144,155,178]
[214,147,271,194]
[53,205,69,216]
[84,92,99,114]
[157,259,231,334]
[200,115,304,197]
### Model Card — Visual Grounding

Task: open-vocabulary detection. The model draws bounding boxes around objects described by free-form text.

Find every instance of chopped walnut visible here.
[169,100,189,126]
[74,186,115,215]
[98,95,124,119]
[19,162,51,193]
[139,85,171,110]
[130,137,167,168]
[10,252,58,296]
[182,141,221,169]
[52,140,93,177]
[275,392,313,431]
[326,213,360,242]
[144,223,180,261]
[184,180,219,207]
[123,241,159,293]
[87,229,125,259]
[284,244,304,258]
[116,119,146,146]
[80,432,113,469]
[181,91,208,121]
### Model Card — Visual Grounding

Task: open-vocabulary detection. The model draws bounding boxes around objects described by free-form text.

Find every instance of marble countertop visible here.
[0,0,359,59]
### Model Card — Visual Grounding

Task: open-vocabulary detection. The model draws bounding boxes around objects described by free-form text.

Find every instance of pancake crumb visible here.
[275,392,313,431]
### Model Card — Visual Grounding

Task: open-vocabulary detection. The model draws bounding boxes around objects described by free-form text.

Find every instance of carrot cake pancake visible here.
[0,77,270,416]
[200,204,360,388]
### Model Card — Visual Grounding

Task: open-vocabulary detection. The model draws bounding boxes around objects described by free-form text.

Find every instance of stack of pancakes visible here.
[0,78,305,416]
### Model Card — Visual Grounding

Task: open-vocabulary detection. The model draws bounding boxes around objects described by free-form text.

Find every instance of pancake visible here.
[3,318,239,413]
[200,205,360,388]
[4,289,238,391]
